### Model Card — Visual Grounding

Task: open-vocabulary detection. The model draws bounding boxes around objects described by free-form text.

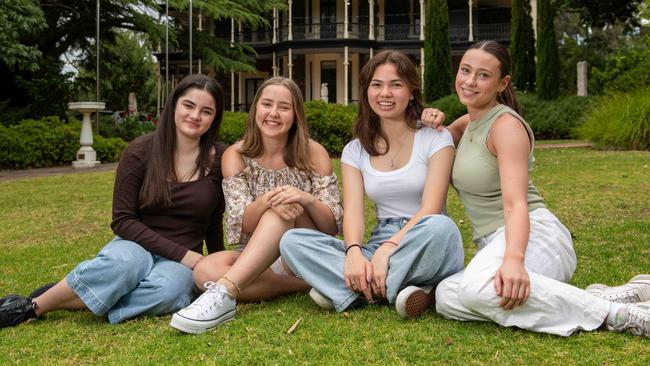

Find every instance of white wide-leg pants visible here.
[435,208,611,336]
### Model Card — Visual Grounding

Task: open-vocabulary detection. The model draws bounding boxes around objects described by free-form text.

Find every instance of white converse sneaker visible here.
[586,274,650,303]
[395,285,435,319]
[309,288,334,310]
[606,301,650,338]
[170,281,236,334]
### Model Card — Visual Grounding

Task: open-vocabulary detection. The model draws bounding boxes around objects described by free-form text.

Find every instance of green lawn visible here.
[1,148,649,365]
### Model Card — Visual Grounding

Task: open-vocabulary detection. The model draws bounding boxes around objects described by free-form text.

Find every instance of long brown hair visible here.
[239,77,311,171]
[467,40,522,115]
[139,74,224,208]
[355,50,423,156]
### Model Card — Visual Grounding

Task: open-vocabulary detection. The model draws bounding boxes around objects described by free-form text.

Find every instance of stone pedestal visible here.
[68,102,105,168]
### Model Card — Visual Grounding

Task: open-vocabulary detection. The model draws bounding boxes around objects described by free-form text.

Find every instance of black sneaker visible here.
[0,294,37,328]
[28,282,56,300]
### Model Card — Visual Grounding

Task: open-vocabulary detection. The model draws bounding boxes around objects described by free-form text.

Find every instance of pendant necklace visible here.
[388,130,410,168]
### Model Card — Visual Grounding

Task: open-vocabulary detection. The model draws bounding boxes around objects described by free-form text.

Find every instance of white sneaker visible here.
[607,301,650,338]
[309,288,334,310]
[170,281,236,334]
[586,274,650,303]
[395,285,435,319]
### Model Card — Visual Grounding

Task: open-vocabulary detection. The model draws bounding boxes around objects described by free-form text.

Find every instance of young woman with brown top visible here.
[0,74,227,327]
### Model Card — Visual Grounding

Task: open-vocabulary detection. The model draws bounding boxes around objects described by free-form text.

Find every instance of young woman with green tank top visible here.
[421,40,649,338]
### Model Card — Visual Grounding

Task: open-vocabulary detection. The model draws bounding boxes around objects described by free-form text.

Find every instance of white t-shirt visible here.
[341,127,454,219]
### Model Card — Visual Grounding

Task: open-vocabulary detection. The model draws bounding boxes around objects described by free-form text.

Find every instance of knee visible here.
[456,272,495,311]
[279,228,312,256]
[98,239,152,278]
[434,276,457,315]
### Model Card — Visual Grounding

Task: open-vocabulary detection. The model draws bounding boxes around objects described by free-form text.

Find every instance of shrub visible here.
[579,88,650,150]
[219,111,247,145]
[424,0,453,101]
[97,114,156,141]
[94,135,129,163]
[591,37,650,95]
[305,100,356,155]
[427,93,594,140]
[0,116,127,169]
[518,93,595,139]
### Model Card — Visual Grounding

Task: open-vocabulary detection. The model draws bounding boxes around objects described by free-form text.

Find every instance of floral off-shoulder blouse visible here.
[223,155,343,245]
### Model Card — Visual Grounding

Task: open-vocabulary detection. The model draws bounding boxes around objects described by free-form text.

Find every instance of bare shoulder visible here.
[308,139,333,176]
[491,113,528,138]
[490,113,531,152]
[221,143,246,177]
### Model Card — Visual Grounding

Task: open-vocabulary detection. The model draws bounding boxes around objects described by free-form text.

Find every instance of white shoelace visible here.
[183,281,228,316]
[627,304,650,336]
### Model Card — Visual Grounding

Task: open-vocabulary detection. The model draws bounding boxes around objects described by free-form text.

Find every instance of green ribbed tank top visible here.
[451,104,545,240]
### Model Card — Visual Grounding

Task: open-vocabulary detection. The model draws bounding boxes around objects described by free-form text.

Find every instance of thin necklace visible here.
[387,130,410,168]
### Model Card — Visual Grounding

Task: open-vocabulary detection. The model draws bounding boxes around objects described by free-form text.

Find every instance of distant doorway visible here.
[321,61,337,103]
[245,78,263,111]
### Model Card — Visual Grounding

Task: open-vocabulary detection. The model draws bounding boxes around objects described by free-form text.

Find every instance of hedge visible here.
[428,93,594,140]
[0,117,127,169]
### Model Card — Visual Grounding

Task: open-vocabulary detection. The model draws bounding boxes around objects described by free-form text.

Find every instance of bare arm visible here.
[341,162,373,300]
[221,145,280,236]
[489,114,532,310]
[370,146,454,297]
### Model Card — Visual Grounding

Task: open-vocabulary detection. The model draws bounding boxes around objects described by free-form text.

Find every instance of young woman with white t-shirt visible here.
[279,50,464,318]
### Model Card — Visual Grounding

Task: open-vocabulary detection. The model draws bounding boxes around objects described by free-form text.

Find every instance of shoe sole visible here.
[170,309,236,334]
[396,286,435,319]
[309,288,334,310]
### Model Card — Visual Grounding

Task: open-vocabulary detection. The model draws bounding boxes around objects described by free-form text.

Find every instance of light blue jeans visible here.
[65,237,194,324]
[280,215,464,312]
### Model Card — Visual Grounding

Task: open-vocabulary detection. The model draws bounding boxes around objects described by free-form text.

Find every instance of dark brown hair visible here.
[239,77,311,171]
[355,50,423,156]
[139,74,224,208]
[467,40,522,114]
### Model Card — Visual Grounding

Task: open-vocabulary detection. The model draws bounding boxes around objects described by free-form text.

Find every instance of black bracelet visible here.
[345,244,362,255]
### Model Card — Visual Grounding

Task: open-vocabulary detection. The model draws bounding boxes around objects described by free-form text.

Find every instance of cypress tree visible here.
[536,0,560,99]
[424,0,452,102]
[510,0,536,92]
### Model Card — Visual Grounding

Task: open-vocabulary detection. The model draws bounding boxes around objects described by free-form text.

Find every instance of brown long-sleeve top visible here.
[110,135,226,262]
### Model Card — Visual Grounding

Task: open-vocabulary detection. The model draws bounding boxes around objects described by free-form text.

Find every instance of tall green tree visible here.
[559,0,643,28]
[76,32,157,112]
[0,0,285,120]
[0,0,44,72]
[536,0,560,99]
[510,0,536,92]
[424,0,452,102]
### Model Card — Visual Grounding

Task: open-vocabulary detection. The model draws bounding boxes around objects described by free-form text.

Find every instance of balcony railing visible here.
[238,22,510,45]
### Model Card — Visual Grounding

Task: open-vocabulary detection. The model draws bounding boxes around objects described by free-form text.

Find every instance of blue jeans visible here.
[65,237,194,324]
[280,215,464,312]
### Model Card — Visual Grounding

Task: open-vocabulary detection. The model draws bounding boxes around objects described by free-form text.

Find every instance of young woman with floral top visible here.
[171,77,343,334]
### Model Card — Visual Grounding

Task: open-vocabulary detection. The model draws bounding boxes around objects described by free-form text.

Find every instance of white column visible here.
[231,71,235,111]
[419,0,425,41]
[288,0,293,41]
[420,48,425,87]
[273,7,278,43]
[198,11,203,73]
[468,0,474,41]
[344,46,349,105]
[289,48,293,79]
[344,0,349,39]
[368,0,375,40]
[238,72,243,111]
[273,52,278,77]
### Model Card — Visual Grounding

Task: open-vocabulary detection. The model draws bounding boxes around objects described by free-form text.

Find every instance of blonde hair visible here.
[239,77,311,171]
